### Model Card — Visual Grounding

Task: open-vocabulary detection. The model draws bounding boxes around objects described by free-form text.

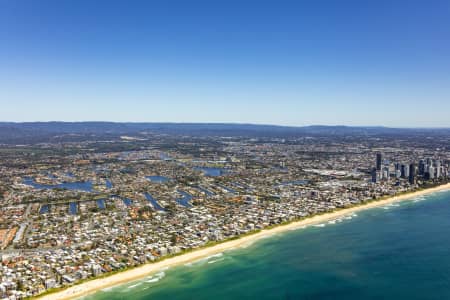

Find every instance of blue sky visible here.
[1,0,449,127]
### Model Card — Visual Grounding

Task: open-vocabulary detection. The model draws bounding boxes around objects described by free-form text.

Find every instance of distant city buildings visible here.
[371,153,449,186]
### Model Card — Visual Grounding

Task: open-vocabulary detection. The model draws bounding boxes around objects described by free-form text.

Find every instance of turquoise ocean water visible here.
[85,190,450,300]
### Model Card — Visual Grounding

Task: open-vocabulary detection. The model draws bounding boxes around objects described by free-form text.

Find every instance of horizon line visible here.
[1,121,450,130]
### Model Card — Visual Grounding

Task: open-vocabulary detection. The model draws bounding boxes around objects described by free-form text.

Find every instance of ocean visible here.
[85,190,450,300]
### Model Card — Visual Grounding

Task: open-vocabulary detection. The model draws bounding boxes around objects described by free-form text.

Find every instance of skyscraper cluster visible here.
[371,153,448,185]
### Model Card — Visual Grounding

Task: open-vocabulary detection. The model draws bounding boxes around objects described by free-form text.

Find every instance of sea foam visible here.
[208,258,225,264]
[188,252,225,265]
[206,253,223,259]
[145,271,165,283]
[128,283,142,289]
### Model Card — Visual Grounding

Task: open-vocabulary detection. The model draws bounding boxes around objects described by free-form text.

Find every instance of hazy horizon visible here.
[1,120,450,130]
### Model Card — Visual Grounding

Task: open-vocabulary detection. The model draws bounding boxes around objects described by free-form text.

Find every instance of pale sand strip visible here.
[37,183,450,300]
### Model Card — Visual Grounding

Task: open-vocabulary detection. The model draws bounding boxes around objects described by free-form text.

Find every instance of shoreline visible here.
[37,183,450,300]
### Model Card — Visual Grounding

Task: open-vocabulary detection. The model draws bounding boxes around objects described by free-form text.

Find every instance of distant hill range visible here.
[0,122,449,144]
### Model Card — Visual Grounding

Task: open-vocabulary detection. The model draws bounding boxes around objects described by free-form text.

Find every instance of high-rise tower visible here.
[409,163,416,184]
[376,153,382,171]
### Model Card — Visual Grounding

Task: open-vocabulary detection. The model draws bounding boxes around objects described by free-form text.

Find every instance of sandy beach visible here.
[37,183,450,300]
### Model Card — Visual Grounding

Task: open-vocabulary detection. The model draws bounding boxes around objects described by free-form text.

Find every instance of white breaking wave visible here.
[289,225,308,231]
[207,253,223,259]
[145,271,166,283]
[208,258,225,264]
[313,223,326,228]
[128,282,142,289]
[189,252,225,265]
[413,196,426,202]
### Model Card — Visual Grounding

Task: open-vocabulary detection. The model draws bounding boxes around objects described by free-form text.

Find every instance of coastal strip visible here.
[37,183,450,300]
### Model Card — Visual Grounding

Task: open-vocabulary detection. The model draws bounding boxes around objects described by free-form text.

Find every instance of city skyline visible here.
[1,0,450,126]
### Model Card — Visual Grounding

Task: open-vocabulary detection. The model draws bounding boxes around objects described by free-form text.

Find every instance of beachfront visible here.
[37,183,450,300]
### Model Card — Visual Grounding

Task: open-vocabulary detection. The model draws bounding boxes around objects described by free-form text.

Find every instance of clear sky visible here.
[1,0,449,127]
